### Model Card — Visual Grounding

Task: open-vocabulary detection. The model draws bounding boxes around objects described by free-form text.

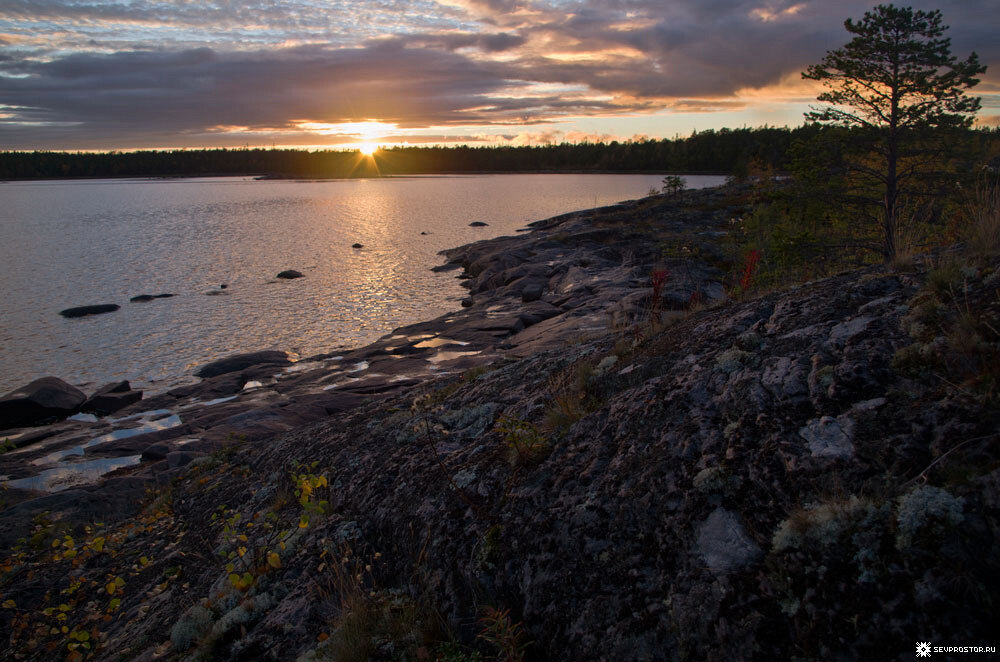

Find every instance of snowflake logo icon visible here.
[916,641,932,657]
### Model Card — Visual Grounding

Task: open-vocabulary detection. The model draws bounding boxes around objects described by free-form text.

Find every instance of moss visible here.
[715,347,754,374]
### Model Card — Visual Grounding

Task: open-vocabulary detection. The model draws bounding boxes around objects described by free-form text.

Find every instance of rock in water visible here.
[0,377,87,428]
[194,351,291,378]
[352,243,364,249]
[469,221,489,227]
[276,270,304,279]
[130,293,174,302]
[59,304,120,318]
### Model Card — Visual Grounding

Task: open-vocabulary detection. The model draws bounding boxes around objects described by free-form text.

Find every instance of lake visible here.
[0,174,726,395]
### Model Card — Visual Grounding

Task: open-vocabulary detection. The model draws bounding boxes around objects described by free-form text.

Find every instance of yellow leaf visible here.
[1,599,15,609]
[237,546,247,558]
[106,582,116,595]
[267,553,281,569]
[237,534,248,542]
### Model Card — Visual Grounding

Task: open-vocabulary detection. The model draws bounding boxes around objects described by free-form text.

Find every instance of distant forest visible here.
[2,125,998,180]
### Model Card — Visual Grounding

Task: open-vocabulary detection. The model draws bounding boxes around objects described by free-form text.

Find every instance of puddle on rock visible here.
[4,455,142,492]
[34,414,183,465]
[67,413,99,423]
[413,337,470,349]
[427,350,481,364]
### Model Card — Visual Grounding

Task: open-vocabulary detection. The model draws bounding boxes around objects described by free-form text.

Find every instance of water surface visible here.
[0,174,725,393]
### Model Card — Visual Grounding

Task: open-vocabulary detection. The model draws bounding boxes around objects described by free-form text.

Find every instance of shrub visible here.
[895,485,965,550]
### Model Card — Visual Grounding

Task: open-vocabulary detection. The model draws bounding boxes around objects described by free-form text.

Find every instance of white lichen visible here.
[170,605,213,651]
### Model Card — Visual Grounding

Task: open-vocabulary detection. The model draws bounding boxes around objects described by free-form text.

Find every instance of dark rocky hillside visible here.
[1,187,998,661]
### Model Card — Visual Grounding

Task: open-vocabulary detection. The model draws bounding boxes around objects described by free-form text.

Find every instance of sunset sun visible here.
[359,143,378,156]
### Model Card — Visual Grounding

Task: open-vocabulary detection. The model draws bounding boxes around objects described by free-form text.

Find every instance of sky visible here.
[1,0,998,151]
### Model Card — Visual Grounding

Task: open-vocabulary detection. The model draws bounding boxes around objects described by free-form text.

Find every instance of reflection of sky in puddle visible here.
[242,380,264,390]
[427,350,481,363]
[413,337,470,349]
[34,414,182,464]
[322,378,361,390]
[283,357,341,373]
[109,408,171,424]
[347,361,369,373]
[67,413,99,423]
[194,395,238,407]
[5,455,141,492]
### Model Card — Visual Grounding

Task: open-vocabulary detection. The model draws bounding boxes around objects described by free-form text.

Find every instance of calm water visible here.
[0,174,725,394]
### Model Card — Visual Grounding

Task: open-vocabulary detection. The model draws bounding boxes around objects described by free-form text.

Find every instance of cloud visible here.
[0,0,997,148]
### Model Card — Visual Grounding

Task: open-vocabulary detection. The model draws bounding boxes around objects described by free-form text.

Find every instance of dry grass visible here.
[963,174,1000,257]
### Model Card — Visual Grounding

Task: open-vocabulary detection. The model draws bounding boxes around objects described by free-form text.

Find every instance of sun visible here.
[359,143,378,156]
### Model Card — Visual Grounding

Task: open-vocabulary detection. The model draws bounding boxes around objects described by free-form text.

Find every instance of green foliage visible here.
[661,174,686,195]
[495,416,549,468]
[802,4,987,259]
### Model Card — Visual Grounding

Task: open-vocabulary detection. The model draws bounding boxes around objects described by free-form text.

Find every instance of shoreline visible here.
[0,169,731,184]
[0,184,738,506]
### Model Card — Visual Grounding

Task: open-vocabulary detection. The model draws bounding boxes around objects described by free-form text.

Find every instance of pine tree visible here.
[802,4,986,259]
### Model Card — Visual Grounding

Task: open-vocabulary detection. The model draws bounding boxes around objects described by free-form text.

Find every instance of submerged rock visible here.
[276,270,304,279]
[130,293,174,302]
[0,377,87,428]
[59,304,119,318]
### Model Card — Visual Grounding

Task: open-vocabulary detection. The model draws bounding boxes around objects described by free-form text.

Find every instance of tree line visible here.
[4,125,995,181]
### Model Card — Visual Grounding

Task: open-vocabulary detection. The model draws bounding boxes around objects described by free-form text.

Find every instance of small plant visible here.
[478,606,530,662]
[496,416,549,467]
[738,248,761,293]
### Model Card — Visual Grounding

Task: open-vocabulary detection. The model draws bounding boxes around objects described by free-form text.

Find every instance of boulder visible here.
[352,243,364,249]
[521,281,544,303]
[59,304,119,318]
[82,389,143,416]
[194,351,291,378]
[0,377,87,429]
[276,270,304,279]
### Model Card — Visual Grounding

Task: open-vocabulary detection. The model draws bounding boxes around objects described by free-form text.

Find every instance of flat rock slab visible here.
[799,415,855,459]
[59,304,120,318]
[194,351,291,378]
[696,507,761,575]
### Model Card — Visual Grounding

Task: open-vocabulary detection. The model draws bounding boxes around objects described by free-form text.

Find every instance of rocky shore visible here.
[1,185,998,660]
